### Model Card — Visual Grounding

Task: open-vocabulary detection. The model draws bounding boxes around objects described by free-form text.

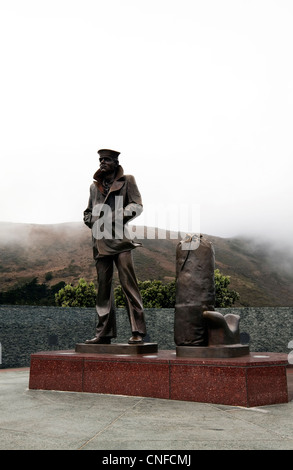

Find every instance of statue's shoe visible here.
[128,335,144,344]
[85,337,111,344]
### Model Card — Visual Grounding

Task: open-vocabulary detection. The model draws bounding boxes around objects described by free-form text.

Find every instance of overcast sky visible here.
[1,0,293,246]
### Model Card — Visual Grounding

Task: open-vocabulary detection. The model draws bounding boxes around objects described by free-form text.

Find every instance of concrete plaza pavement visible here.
[0,367,293,450]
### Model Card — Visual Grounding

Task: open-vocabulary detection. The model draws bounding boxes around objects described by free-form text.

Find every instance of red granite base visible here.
[29,350,289,407]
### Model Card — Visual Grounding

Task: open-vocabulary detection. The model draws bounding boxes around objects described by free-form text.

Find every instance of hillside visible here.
[0,221,293,306]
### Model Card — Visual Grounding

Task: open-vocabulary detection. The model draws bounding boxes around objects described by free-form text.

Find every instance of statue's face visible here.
[99,156,117,174]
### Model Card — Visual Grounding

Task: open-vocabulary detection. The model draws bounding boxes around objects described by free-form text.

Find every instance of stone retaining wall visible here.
[0,305,292,368]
